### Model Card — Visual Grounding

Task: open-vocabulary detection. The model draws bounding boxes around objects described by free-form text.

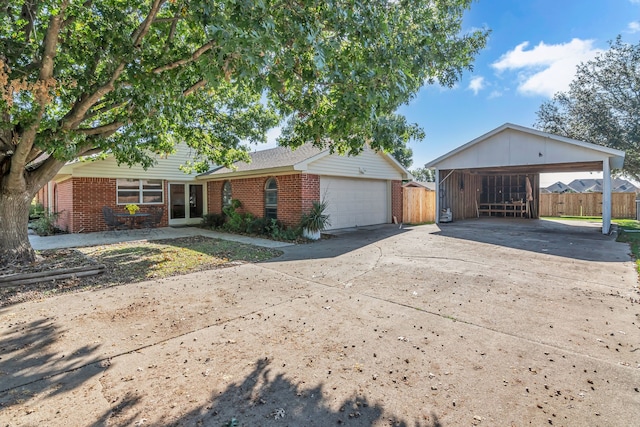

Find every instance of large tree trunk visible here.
[0,191,36,266]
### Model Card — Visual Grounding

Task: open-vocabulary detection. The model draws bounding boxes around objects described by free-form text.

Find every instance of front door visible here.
[168,183,205,225]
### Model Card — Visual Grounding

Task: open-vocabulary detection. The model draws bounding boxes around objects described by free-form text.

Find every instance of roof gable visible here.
[199,143,410,180]
[425,123,625,171]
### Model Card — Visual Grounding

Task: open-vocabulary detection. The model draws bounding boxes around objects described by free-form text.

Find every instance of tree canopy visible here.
[0,0,487,264]
[409,166,435,182]
[535,37,640,179]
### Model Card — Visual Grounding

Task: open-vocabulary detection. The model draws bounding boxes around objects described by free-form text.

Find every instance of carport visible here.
[425,123,625,234]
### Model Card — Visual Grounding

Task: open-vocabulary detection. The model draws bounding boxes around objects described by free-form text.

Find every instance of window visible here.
[117,179,163,204]
[222,181,232,208]
[264,178,278,220]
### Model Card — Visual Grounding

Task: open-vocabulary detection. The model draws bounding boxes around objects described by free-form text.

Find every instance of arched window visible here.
[222,181,232,208]
[264,178,278,220]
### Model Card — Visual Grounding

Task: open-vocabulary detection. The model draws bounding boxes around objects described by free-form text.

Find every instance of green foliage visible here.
[29,201,45,220]
[1,0,488,260]
[205,199,299,240]
[31,211,63,236]
[300,200,331,232]
[265,219,300,241]
[410,166,435,182]
[535,37,640,179]
[201,213,226,228]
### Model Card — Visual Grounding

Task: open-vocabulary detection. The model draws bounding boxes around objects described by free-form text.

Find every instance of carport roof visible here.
[425,123,625,173]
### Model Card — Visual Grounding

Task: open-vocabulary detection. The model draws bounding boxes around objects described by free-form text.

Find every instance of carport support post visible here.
[435,169,440,224]
[602,159,612,235]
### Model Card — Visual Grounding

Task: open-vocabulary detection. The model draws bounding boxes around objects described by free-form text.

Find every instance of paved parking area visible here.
[2,219,639,426]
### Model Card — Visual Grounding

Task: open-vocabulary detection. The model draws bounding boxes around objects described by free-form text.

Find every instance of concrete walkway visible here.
[29,226,293,250]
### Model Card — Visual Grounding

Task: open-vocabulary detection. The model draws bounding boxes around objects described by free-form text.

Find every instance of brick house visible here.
[198,143,410,230]
[35,144,205,233]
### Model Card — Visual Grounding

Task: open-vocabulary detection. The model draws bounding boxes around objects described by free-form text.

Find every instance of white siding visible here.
[320,177,389,229]
[65,144,200,180]
[436,128,611,170]
[307,146,402,180]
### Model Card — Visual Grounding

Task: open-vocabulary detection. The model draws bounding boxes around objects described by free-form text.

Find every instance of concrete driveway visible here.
[1,219,639,426]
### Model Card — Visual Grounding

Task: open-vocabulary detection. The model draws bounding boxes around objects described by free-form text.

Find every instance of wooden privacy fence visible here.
[403,187,436,223]
[539,192,636,218]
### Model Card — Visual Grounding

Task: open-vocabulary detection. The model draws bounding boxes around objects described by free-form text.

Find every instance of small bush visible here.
[31,211,63,236]
[246,217,269,234]
[29,201,45,220]
[202,213,226,228]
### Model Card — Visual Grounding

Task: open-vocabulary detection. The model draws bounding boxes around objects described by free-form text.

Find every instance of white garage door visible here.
[320,177,389,230]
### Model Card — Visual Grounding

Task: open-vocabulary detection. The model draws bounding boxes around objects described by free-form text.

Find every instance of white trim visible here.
[425,123,625,169]
[602,160,612,235]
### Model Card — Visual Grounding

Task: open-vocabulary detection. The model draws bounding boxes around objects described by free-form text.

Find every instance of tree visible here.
[535,36,640,179]
[0,0,487,265]
[410,166,435,182]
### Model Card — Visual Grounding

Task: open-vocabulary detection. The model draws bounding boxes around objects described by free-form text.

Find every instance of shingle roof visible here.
[199,143,326,176]
[567,178,639,193]
[544,181,574,193]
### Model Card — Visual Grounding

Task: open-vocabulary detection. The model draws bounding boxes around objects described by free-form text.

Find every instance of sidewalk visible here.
[29,226,294,250]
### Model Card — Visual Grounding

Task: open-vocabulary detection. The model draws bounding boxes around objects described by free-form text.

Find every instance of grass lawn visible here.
[1,236,282,307]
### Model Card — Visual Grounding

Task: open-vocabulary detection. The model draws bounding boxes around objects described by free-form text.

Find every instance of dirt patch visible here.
[0,236,282,307]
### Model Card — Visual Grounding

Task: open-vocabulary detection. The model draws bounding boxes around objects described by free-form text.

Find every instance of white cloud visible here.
[628,21,640,33]
[468,76,485,95]
[488,90,503,99]
[491,38,603,97]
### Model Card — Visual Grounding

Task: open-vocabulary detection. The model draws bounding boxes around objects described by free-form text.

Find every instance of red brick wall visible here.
[391,180,403,223]
[207,181,224,214]
[205,173,322,228]
[49,177,169,233]
[301,174,320,212]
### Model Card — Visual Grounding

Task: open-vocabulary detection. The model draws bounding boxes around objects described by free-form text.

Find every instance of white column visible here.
[435,169,440,224]
[602,159,612,235]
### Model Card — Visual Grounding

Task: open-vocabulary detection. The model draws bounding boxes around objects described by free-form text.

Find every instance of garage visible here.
[320,177,389,230]
[426,123,625,234]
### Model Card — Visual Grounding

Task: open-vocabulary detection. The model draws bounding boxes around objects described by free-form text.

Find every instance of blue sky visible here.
[263,1,640,186]
[402,0,640,185]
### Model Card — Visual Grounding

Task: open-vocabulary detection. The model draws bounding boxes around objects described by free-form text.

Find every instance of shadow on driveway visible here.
[267,224,410,262]
[433,218,630,262]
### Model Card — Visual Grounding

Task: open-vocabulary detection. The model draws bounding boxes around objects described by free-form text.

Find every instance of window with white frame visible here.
[116,179,164,204]
[264,178,277,220]
[222,181,232,208]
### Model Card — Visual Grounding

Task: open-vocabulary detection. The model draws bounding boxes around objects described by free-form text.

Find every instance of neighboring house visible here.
[35,144,204,233]
[197,143,411,230]
[566,178,639,193]
[403,181,436,191]
[544,181,576,193]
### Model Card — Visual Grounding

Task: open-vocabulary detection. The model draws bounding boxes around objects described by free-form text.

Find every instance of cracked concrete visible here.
[1,219,639,426]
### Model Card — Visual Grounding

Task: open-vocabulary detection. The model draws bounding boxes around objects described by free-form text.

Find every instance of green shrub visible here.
[31,211,63,236]
[246,217,269,234]
[300,200,330,232]
[201,213,226,228]
[29,201,45,220]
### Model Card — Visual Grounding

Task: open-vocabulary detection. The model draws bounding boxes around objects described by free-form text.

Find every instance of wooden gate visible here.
[403,187,436,224]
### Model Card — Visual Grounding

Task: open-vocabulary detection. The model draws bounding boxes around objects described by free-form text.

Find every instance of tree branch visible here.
[132,0,166,47]
[77,121,125,136]
[61,62,125,130]
[153,41,216,74]
[9,1,68,191]
[183,79,207,96]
